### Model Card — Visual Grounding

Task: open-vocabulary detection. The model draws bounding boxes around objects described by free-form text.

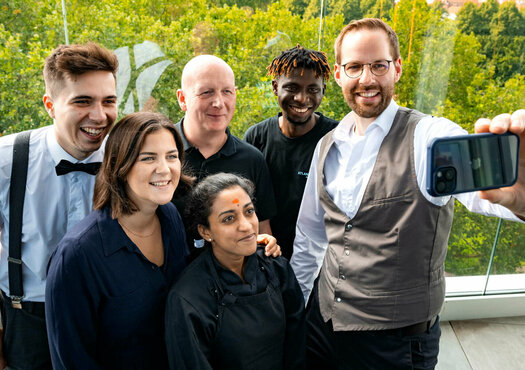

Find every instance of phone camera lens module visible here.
[434,166,456,195]
[444,168,455,180]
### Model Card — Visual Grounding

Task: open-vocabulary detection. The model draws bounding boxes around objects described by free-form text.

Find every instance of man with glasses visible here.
[291,18,525,369]
[172,55,276,259]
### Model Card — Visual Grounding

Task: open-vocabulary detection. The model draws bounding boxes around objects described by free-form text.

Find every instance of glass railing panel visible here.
[445,201,499,278]
[485,219,525,294]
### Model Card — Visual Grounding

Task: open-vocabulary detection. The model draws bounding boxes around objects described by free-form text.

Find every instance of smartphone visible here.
[427,132,520,196]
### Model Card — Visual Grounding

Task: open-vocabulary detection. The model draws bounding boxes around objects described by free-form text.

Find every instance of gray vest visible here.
[316,107,454,331]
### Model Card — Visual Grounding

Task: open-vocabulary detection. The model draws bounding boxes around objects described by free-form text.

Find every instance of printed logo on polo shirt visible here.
[297,171,308,178]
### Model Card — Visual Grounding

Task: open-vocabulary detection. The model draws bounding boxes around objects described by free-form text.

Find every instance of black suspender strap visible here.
[8,131,31,308]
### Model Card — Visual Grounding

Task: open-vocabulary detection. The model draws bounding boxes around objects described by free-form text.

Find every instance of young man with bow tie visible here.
[0,42,118,369]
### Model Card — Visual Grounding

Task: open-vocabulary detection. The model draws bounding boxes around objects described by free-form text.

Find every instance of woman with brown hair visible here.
[45,112,193,369]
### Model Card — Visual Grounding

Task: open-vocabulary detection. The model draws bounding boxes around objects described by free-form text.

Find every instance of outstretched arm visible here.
[475,110,525,220]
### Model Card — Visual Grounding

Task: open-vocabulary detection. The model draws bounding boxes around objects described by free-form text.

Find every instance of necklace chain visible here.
[119,219,157,238]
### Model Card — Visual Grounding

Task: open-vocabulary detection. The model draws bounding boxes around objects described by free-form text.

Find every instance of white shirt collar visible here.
[46,124,105,165]
[333,100,399,144]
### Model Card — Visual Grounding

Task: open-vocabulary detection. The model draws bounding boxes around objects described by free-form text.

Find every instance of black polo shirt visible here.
[244,112,338,259]
[172,119,276,255]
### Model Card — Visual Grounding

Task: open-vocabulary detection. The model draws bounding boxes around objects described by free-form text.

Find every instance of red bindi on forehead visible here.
[232,198,239,204]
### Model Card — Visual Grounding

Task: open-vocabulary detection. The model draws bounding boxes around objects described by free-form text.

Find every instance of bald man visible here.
[172,55,276,258]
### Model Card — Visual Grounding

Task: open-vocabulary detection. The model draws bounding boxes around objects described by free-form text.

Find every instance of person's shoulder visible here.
[245,116,277,136]
[61,210,100,247]
[317,113,339,131]
[53,210,102,264]
[256,247,291,278]
[0,126,49,167]
[170,251,216,300]
[232,134,266,159]
[159,202,183,225]
[416,113,463,140]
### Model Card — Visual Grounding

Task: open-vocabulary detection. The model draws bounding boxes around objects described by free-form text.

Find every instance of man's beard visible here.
[343,83,394,119]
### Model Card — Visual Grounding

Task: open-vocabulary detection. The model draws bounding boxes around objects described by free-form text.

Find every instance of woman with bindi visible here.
[165,173,306,370]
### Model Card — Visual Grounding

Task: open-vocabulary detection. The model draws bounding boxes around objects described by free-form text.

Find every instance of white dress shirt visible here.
[0,125,104,301]
[291,100,522,303]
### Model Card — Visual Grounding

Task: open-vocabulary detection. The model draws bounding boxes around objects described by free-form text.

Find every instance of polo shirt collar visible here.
[47,124,105,166]
[333,99,399,144]
[175,118,193,152]
[176,118,236,157]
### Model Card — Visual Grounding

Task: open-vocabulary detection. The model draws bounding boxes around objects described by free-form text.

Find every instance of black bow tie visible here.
[55,160,101,176]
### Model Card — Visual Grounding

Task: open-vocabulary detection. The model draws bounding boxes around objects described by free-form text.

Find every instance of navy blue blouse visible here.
[45,203,188,370]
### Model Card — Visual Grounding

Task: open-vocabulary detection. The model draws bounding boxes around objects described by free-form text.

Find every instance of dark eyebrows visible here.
[218,210,234,218]
[138,149,178,156]
[70,94,117,100]
[217,201,253,218]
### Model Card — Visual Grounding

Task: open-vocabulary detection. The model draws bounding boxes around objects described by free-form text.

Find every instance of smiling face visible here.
[177,59,236,134]
[272,68,325,126]
[334,28,401,122]
[44,70,117,160]
[125,129,181,212]
[198,185,259,262]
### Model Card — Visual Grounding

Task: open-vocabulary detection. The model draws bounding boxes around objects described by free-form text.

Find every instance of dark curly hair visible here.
[267,44,331,81]
[185,173,255,244]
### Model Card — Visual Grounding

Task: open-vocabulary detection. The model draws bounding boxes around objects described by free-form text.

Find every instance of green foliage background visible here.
[1,0,524,277]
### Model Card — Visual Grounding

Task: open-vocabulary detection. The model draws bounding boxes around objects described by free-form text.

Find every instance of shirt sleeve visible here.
[290,142,329,304]
[165,291,214,370]
[274,257,306,370]
[454,190,524,222]
[0,136,14,242]
[45,244,102,370]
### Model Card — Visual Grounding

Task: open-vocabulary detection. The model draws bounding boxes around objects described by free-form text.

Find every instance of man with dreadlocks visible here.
[244,45,338,259]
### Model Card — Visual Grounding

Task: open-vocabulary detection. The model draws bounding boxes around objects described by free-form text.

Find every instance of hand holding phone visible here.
[427,133,520,196]
[474,110,525,220]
